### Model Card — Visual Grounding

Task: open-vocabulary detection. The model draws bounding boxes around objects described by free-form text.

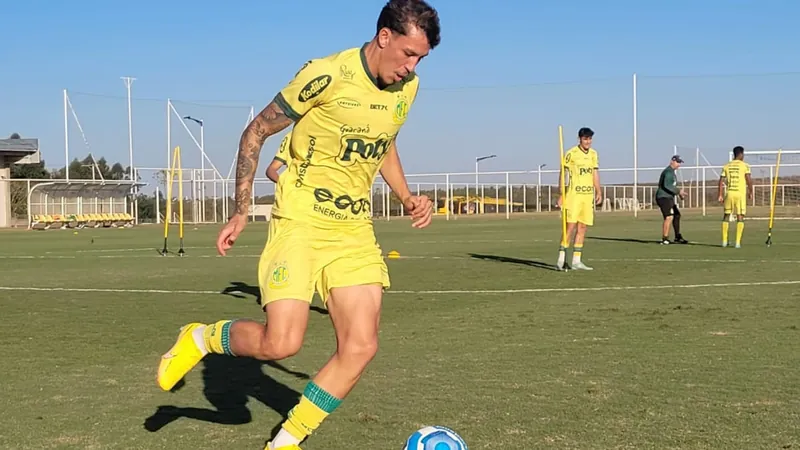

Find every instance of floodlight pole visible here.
[184,115,205,222]
[122,76,136,222]
[122,77,136,179]
[63,89,70,181]
[632,72,639,218]
[475,154,496,214]
[475,154,497,186]
[537,163,546,212]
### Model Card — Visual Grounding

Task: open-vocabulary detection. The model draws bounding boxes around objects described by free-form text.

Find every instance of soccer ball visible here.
[404,425,468,450]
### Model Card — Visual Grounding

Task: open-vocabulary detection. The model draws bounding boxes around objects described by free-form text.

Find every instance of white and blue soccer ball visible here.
[404,425,468,450]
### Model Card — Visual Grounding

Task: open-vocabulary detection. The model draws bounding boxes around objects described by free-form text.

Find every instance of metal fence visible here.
[8,161,800,228]
[11,71,800,227]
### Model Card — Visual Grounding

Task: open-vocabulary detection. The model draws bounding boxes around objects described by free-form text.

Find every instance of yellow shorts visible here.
[724,193,747,216]
[257,217,390,308]
[565,198,595,226]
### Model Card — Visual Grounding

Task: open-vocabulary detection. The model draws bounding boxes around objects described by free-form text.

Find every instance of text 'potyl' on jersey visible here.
[564,146,599,197]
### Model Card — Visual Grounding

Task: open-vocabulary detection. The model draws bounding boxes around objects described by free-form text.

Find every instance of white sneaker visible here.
[572,261,593,271]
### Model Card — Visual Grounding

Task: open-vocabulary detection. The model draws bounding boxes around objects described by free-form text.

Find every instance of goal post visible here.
[727,149,800,221]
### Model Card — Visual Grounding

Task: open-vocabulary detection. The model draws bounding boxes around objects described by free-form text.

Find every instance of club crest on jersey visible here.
[338,132,394,167]
[269,261,290,289]
[393,95,409,124]
[298,75,332,102]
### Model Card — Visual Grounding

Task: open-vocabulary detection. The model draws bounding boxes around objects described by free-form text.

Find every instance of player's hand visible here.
[679,189,687,199]
[216,214,248,256]
[404,195,433,229]
[595,192,603,205]
[718,195,724,203]
[556,196,563,209]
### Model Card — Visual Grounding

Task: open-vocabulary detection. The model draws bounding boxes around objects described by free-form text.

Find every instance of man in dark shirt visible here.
[655,155,688,244]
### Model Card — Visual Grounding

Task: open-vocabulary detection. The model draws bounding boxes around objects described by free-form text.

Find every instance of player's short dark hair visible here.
[733,146,744,157]
[578,127,594,138]
[377,0,441,49]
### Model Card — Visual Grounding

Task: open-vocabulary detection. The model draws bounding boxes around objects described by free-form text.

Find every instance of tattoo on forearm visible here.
[234,101,292,216]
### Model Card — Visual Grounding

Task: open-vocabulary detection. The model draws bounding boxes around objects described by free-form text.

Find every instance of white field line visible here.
[1,280,799,296]
[2,254,799,265]
[70,245,263,254]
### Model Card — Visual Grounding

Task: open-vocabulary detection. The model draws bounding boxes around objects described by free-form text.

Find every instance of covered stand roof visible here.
[32,180,145,196]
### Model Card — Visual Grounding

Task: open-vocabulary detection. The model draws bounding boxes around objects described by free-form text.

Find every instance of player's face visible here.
[378,25,430,84]
[579,136,592,150]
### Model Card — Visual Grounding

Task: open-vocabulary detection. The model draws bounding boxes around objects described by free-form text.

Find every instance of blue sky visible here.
[3,0,800,188]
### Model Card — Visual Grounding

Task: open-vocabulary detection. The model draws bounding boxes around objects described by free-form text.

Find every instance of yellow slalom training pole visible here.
[558,125,568,249]
[766,148,782,246]
[176,146,185,256]
[161,147,179,256]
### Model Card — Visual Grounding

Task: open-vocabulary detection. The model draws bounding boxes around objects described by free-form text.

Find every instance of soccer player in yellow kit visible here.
[155,1,440,449]
[557,127,602,271]
[719,146,753,248]
[265,131,292,183]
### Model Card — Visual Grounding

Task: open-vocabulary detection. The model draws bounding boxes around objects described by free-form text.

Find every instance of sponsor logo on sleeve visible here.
[298,75,332,103]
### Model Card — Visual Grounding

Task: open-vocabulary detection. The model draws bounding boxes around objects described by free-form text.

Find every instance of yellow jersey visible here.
[721,159,751,194]
[271,44,420,228]
[272,132,292,165]
[563,146,599,199]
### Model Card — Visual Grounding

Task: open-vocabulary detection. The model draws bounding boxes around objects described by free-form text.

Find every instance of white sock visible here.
[557,249,566,266]
[191,325,209,356]
[271,428,301,448]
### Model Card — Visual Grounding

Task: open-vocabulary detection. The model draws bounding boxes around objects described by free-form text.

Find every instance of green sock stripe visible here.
[574,247,583,253]
[221,321,234,356]
[558,246,566,251]
[304,382,342,413]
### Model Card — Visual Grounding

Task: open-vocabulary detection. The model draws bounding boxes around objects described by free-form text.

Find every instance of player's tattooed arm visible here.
[234,101,293,216]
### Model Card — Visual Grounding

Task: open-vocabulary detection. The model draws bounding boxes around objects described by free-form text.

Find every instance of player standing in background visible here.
[718,146,753,248]
[156,1,440,449]
[655,155,688,245]
[265,131,292,183]
[557,127,602,271]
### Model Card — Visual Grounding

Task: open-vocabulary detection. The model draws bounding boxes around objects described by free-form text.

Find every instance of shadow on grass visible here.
[468,253,558,271]
[144,355,308,440]
[221,281,328,315]
[588,236,719,248]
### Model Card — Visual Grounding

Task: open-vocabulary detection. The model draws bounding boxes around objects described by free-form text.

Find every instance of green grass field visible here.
[1,211,799,449]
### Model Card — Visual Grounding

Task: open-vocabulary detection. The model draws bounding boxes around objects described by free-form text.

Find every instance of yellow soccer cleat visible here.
[265,443,302,450]
[157,322,206,391]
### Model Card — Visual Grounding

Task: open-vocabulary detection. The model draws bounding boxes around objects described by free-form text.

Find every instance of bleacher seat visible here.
[30,212,136,230]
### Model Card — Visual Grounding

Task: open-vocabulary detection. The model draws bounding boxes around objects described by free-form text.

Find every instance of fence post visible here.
[445,173,450,221]
[505,172,510,219]
[702,167,706,216]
